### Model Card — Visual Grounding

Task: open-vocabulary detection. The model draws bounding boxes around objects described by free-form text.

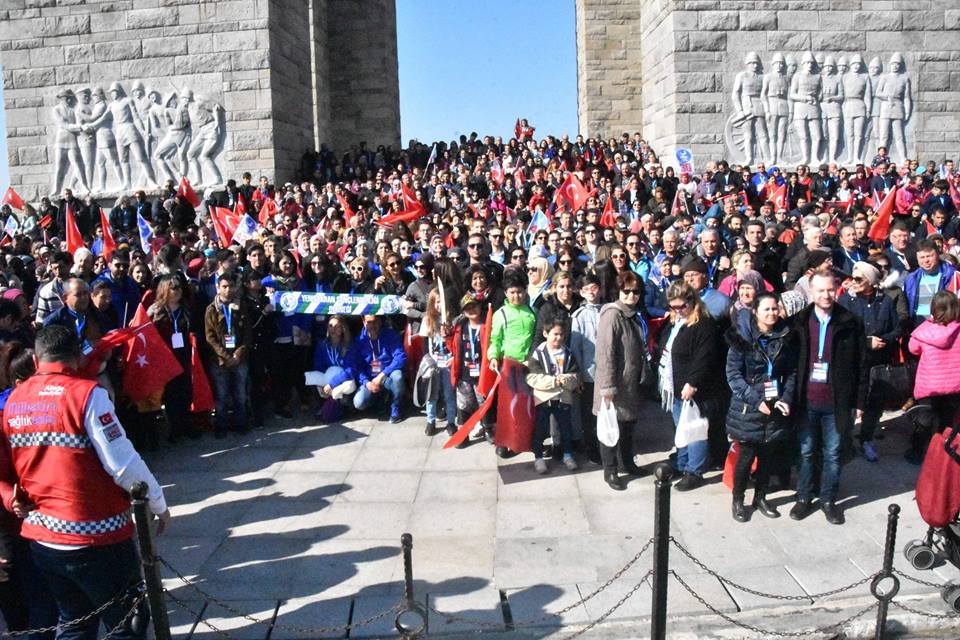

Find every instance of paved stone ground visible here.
[150,403,960,639]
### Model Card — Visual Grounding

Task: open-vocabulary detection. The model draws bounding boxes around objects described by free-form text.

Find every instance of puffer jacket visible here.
[725,318,798,444]
[909,319,960,399]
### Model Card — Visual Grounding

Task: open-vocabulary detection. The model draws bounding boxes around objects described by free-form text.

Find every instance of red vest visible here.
[2,363,133,546]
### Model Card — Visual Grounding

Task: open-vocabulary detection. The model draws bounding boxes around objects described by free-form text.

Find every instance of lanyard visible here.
[759,337,774,377]
[467,325,479,362]
[327,344,340,366]
[66,309,85,340]
[369,338,380,358]
[171,307,181,333]
[222,302,233,335]
[636,313,649,346]
[816,314,830,361]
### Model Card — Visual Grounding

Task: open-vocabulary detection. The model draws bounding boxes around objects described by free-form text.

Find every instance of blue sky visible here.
[396,0,577,144]
[0,1,578,193]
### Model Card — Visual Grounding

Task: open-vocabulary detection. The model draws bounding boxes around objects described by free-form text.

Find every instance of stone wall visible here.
[575,0,644,138]
[578,0,960,168]
[0,0,401,201]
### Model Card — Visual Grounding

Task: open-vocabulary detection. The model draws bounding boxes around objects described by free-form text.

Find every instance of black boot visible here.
[732,497,750,522]
[604,471,626,491]
[753,492,780,519]
[424,420,437,436]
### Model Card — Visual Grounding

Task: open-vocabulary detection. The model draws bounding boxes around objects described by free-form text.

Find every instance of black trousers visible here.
[578,383,600,461]
[732,440,772,500]
[600,420,637,473]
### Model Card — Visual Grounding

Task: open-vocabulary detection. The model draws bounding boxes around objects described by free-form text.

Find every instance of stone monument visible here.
[576,0,960,167]
[1,0,401,200]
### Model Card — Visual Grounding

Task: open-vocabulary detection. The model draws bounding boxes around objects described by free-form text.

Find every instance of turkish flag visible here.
[99,209,116,261]
[490,159,505,186]
[78,324,141,379]
[189,333,215,412]
[379,184,426,226]
[233,196,246,217]
[514,166,525,186]
[258,197,278,225]
[336,193,357,224]
[2,188,24,211]
[514,118,522,139]
[599,192,617,228]
[868,186,899,243]
[178,176,201,208]
[122,322,184,402]
[65,205,84,255]
[558,173,592,212]
[494,358,535,453]
[771,183,788,211]
[477,305,496,397]
[400,182,424,215]
[444,374,499,449]
[211,206,241,245]
[38,214,53,228]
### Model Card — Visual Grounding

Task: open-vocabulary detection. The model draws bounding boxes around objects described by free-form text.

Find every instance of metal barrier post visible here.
[872,504,901,640]
[651,463,673,640]
[131,482,171,640]
[395,533,426,639]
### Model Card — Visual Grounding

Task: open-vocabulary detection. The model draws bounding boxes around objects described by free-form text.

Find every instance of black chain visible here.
[160,558,403,634]
[0,584,143,638]
[426,538,655,630]
[672,538,877,601]
[167,594,236,640]
[564,570,653,640]
[670,571,878,638]
[891,600,960,620]
[892,567,953,590]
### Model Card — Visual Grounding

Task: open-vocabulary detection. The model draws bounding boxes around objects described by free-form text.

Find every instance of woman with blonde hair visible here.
[419,288,458,436]
[657,281,722,491]
[526,256,554,309]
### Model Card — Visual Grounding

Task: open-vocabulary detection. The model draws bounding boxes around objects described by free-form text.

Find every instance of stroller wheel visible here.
[941,583,960,613]
[904,540,937,571]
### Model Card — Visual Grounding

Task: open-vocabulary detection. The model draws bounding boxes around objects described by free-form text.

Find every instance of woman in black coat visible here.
[725,292,798,522]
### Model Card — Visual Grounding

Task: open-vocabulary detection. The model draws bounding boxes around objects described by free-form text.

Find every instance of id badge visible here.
[436,354,451,368]
[467,363,480,378]
[810,361,829,383]
[81,340,93,355]
[370,359,382,374]
[763,379,779,400]
[224,335,237,350]
[171,332,185,349]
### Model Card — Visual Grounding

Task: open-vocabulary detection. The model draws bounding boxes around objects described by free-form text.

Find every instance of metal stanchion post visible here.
[651,463,673,640]
[872,504,901,640]
[395,533,426,639]
[131,481,171,640]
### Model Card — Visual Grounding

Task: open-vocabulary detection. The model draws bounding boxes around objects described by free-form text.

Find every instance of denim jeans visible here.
[532,401,573,459]
[29,539,144,640]
[353,369,404,411]
[210,361,249,430]
[425,368,457,424]
[797,408,841,503]
[672,399,709,476]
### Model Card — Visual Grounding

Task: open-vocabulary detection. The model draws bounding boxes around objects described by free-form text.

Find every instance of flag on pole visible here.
[177,176,201,208]
[99,210,116,260]
[868,186,899,243]
[2,215,18,238]
[378,183,426,226]
[514,118,522,139]
[528,207,552,237]
[258,197,279,225]
[65,205,84,255]
[2,188,24,211]
[231,213,259,245]
[771,183,788,211]
[137,212,154,256]
[490,158,505,186]
[599,193,617,228]
[557,173,592,211]
[122,322,184,402]
[336,193,357,224]
[233,196,246,217]
[425,143,437,170]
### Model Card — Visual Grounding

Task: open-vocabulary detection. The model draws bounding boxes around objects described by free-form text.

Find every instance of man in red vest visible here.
[0,325,169,640]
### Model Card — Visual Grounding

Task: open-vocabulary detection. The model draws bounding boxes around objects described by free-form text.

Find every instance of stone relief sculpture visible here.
[50,80,226,196]
[725,50,913,167]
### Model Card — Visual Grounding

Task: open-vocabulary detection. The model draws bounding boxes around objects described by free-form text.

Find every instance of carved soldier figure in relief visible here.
[100,82,157,190]
[186,95,224,187]
[731,52,771,165]
[820,56,844,164]
[75,88,97,191]
[131,80,157,158]
[867,57,883,155]
[154,88,193,183]
[761,52,790,165]
[51,89,90,196]
[790,52,823,166]
[784,54,798,162]
[842,54,872,165]
[85,87,124,193]
[876,52,912,164]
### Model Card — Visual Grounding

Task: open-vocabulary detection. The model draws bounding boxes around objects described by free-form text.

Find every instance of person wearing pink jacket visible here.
[907,291,960,463]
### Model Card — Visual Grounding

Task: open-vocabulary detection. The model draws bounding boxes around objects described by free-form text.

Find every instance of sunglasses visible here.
[626,242,638,246]
[586,230,597,234]
[490,234,501,239]
[622,288,640,295]
[669,302,689,311]
[386,262,399,268]
[415,264,428,270]
[527,267,537,273]
[468,243,483,249]
[559,259,573,265]
[612,254,626,260]
[852,276,866,283]
[512,255,525,260]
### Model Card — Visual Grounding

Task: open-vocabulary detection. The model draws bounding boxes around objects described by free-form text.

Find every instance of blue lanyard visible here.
[171,308,181,333]
[817,314,830,360]
[636,313,649,345]
[222,303,232,335]
[369,338,380,359]
[67,309,85,340]
[759,337,774,377]
[467,325,479,362]
[327,344,340,366]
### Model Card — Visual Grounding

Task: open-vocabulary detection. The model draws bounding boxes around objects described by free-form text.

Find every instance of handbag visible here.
[675,400,709,448]
[869,362,916,407]
[412,354,438,408]
[597,398,620,447]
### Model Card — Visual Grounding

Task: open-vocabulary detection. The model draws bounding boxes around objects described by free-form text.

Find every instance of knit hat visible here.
[679,256,708,275]
[853,261,881,286]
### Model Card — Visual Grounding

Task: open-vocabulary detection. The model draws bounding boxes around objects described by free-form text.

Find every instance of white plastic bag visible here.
[597,398,620,447]
[675,400,709,448]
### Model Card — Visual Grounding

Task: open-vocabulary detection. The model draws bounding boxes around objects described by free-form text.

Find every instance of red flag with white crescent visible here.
[122,322,184,402]
[494,358,535,453]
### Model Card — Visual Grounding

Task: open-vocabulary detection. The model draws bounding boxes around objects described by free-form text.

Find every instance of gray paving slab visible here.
[415,470,498,503]
[272,595,352,639]
[266,471,348,501]
[350,445,430,472]
[785,558,871,603]
[427,587,506,634]
[339,470,421,503]
[401,535,495,584]
[711,565,812,611]
[504,584,590,627]
[497,498,590,538]
[158,534,228,587]
[313,501,414,540]
[666,572,739,615]
[275,442,366,473]
[576,575,654,621]
[165,598,203,638]
[192,599,277,640]
[408,500,496,539]
[349,594,406,639]
[494,536,637,589]
[498,462,582,500]
[362,423,432,448]
[424,441,499,471]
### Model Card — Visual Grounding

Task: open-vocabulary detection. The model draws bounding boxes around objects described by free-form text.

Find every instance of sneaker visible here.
[563,456,578,471]
[674,473,703,492]
[861,441,879,463]
[533,458,549,474]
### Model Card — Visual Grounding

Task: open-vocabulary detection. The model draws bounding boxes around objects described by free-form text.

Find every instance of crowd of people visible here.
[1,127,960,534]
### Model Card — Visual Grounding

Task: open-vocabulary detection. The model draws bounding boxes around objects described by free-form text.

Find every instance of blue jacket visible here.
[92,271,142,327]
[903,263,957,320]
[351,326,406,385]
[312,339,355,388]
